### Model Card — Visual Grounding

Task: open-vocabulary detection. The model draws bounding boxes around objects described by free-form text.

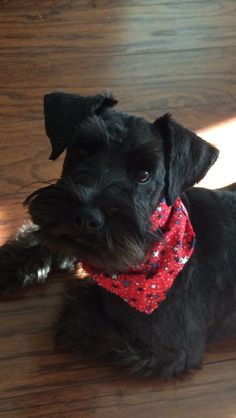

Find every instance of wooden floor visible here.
[0,1,236,417]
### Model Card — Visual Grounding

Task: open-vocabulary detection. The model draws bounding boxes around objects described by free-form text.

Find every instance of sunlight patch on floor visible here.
[0,208,9,245]
[197,117,236,189]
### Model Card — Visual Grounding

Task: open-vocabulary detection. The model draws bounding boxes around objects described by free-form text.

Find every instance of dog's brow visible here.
[128,141,161,169]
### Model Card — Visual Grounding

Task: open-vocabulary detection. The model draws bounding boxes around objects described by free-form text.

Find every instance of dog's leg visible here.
[55,279,149,366]
[56,280,206,377]
[55,279,112,354]
[106,311,206,378]
[0,223,76,292]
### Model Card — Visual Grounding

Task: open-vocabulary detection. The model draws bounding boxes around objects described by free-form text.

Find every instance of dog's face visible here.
[25,92,218,272]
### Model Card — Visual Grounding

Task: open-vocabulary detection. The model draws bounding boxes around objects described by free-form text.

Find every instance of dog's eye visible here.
[136,170,151,183]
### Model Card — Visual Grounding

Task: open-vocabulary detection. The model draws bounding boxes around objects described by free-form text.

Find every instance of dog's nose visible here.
[73,206,104,233]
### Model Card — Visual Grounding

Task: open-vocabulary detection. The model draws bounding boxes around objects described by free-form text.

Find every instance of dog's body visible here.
[0,92,235,377]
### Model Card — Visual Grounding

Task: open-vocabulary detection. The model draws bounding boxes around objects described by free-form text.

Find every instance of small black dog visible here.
[1,91,236,377]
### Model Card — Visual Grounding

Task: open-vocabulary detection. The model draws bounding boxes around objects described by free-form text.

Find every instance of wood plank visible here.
[1,1,236,55]
[1,47,236,123]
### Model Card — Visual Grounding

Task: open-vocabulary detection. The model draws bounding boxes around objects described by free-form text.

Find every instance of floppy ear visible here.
[44,91,118,160]
[153,114,219,205]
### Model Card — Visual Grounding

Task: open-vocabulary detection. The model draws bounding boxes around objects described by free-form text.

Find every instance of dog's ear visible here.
[153,114,219,205]
[44,91,118,160]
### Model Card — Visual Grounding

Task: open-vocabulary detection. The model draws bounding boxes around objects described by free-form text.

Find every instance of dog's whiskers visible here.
[17,179,59,193]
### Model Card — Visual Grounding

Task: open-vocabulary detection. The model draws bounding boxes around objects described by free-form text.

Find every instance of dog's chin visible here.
[80,243,147,273]
[38,228,147,273]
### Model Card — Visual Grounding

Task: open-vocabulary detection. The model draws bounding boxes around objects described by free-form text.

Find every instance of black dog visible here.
[1,91,236,377]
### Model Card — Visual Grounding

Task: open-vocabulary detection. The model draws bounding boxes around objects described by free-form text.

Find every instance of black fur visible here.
[0,91,235,377]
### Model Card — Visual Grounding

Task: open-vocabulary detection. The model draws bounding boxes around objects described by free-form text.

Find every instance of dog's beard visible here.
[25,185,155,272]
[44,217,148,272]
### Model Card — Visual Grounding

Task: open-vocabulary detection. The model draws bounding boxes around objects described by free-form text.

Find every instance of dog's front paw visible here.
[0,243,52,293]
[0,243,27,292]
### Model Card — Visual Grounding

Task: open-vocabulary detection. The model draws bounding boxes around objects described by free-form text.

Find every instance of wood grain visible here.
[0,0,236,417]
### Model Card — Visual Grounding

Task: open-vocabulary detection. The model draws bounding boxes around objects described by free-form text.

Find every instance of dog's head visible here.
[25,91,218,272]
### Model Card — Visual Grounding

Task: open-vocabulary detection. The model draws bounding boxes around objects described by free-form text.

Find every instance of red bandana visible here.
[83,198,196,314]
